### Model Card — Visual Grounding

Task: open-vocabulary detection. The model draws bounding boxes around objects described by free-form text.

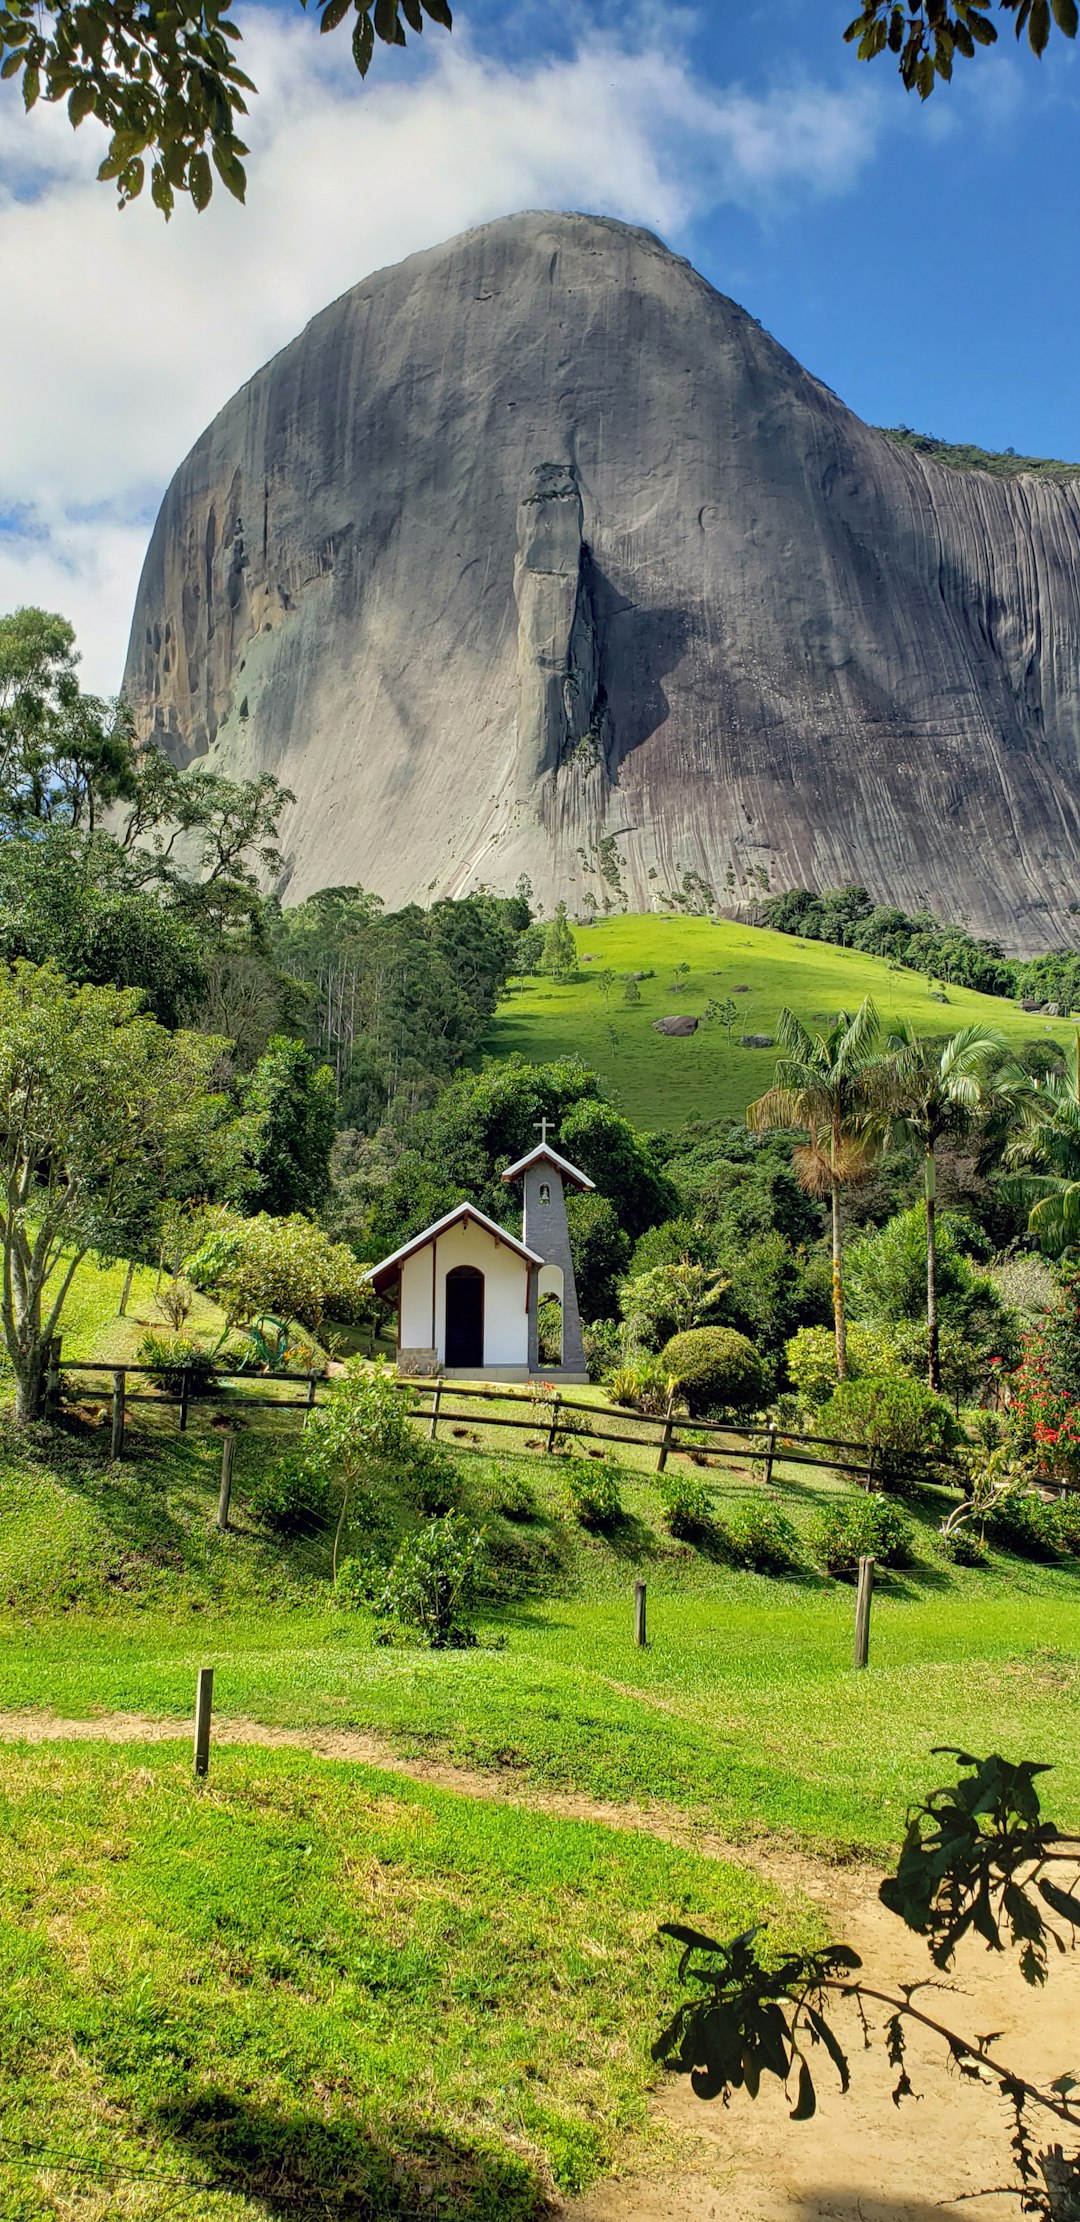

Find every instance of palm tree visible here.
[885,1022,1018,1391]
[1006,1031,1080,1251]
[747,1000,888,1380]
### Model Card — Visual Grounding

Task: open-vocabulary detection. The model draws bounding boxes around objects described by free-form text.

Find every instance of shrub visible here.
[563,1455,622,1528]
[247,1451,330,1539]
[935,1528,989,1567]
[1051,1496,1080,1557]
[659,1327,765,1417]
[784,1322,899,1412]
[606,1357,675,1416]
[982,1484,1060,1562]
[719,1499,801,1574]
[137,1331,219,1398]
[157,1276,195,1331]
[369,1514,485,1647]
[400,1439,463,1517]
[810,1494,916,1579]
[483,1466,540,1522]
[819,1375,958,1488]
[583,1318,623,1382]
[657,1470,713,1540]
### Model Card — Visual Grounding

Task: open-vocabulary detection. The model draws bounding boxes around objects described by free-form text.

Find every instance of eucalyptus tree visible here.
[746,1000,889,1381]
[885,1021,1019,1389]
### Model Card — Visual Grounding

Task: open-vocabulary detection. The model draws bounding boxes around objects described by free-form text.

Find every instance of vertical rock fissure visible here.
[513,462,609,798]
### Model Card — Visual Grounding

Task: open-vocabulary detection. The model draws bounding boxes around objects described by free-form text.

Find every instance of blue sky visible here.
[1,0,1077,686]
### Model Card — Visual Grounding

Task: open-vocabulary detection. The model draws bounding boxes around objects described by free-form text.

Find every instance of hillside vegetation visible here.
[486,914,1063,1129]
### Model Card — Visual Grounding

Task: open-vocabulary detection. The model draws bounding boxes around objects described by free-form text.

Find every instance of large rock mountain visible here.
[124,211,1080,949]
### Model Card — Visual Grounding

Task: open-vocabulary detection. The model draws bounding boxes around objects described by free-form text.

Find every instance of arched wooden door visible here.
[444,1264,484,1369]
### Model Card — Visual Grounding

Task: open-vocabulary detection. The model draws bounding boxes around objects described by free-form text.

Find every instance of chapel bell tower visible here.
[502,1123,594,1382]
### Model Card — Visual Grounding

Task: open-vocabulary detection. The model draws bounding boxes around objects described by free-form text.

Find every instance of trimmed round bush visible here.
[657,1470,713,1540]
[659,1327,765,1417]
[810,1493,916,1580]
[719,1500,801,1574]
[483,1465,540,1523]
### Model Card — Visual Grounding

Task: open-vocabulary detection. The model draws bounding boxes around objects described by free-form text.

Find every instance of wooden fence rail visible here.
[52,1344,878,1483]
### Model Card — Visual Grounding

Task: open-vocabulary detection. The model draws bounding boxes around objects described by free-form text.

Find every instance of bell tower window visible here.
[539,1181,551,1205]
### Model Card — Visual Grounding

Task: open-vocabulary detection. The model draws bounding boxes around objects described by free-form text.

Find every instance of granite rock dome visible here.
[123,211,1080,948]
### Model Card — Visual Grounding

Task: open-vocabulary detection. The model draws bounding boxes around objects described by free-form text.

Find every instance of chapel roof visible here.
[500,1144,595,1191]
[364,1200,545,1292]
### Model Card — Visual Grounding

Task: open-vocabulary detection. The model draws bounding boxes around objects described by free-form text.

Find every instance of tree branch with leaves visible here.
[656,1748,1080,2219]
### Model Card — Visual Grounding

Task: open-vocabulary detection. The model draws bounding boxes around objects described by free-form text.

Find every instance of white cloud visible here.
[0,12,884,689]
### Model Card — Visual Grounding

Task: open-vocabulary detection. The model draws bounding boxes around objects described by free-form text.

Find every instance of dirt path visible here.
[0,1708,1075,2222]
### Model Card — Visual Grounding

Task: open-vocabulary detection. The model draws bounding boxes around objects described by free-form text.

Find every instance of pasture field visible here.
[484,914,1066,1128]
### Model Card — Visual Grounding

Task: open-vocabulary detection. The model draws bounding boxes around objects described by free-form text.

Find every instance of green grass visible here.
[485,914,1061,1128]
[3,1406,1080,1858]
[0,1738,787,2218]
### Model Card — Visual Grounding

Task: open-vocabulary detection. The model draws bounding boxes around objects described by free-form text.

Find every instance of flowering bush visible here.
[1009,1265,1080,1484]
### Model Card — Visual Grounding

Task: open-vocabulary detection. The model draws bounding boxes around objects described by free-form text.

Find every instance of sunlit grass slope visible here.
[485,915,1061,1128]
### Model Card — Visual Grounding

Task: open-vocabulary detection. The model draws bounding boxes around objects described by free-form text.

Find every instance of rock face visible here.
[123,211,1080,950]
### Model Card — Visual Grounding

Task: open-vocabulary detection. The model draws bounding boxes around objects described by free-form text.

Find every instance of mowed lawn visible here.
[485,915,1063,1127]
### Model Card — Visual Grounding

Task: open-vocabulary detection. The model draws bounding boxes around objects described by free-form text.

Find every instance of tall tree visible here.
[885,1022,1017,1389]
[747,1001,888,1380]
[1006,1030,1080,1251]
[240,1035,338,1215]
[0,963,234,1422]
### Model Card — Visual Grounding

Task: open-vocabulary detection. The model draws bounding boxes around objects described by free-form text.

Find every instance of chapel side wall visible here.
[399,1252,436,1351]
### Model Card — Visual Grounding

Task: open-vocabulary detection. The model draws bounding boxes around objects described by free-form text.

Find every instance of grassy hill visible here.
[485,914,1065,1129]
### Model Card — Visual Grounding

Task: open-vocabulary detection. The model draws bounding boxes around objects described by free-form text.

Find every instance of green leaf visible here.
[319,0,352,33]
[1052,0,1079,33]
[21,60,37,105]
[1027,0,1051,48]
[658,1923,726,1954]
[423,0,452,21]
[351,9,374,72]
[212,142,246,200]
[1038,1875,1080,1926]
[373,0,406,44]
[189,150,213,211]
[790,2059,816,2120]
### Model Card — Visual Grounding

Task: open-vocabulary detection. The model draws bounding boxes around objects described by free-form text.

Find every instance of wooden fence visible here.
[48,1338,879,1485]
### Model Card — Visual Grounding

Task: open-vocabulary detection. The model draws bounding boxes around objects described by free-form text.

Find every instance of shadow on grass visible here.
[156,2088,555,2219]
[580,1508,663,1561]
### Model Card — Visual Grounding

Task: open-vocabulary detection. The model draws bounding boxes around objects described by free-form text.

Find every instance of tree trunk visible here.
[831,1179,847,1381]
[925,1142,940,1393]
[1039,2146,1080,2221]
[117,1258,136,1320]
[13,1342,47,1426]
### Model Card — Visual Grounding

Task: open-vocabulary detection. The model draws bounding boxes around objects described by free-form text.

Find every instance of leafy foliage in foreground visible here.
[657,1749,1080,2217]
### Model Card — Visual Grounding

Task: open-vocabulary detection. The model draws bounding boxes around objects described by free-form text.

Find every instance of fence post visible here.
[866,1445,879,1494]
[854,1556,875,1669]
[762,1424,777,1489]
[633,1579,647,1648]
[110,1369,126,1460]
[193,1666,214,1778]
[304,1372,317,1428]
[655,1394,676,1475]
[45,1334,63,1421]
[217,1431,236,1531]
[178,1367,190,1434]
[428,1382,442,1443]
[545,1392,562,1455]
